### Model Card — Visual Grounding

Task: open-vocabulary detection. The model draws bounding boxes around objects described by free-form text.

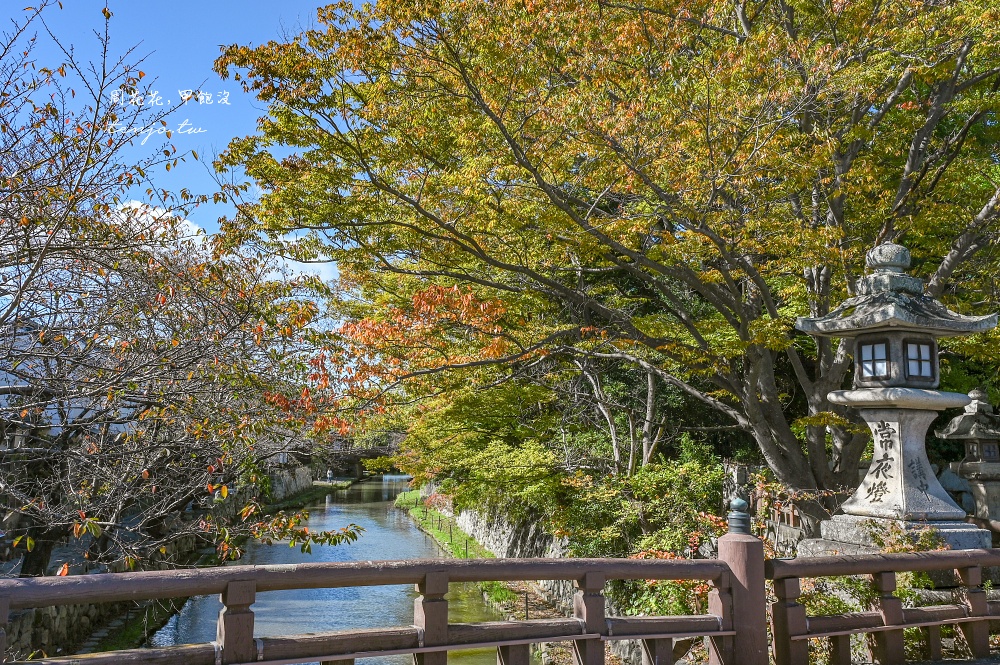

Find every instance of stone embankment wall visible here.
[5,466,314,660]
[455,510,575,612]
[8,601,126,659]
[455,510,644,665]
[269,466,314,501]
[5,533,201,659]
[214,465,315,520]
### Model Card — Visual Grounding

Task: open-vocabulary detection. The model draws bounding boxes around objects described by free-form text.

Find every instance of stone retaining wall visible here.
[7,601,129,659]
[269,466,314,501]
[5,533,201,659]
[455,509,644,665]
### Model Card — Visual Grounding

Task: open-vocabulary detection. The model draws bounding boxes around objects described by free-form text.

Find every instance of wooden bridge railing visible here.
[767,549,1000,665]
[12,510,1000,665]
[0,557,741,665]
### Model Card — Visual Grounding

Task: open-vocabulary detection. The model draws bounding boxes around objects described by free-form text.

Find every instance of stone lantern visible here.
[937,389,1000,528]
[795,242,997,552]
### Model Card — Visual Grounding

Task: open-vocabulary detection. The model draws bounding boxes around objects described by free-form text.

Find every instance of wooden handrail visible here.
[0,557,729,610]
[765,548,1000,579]
[14,545,1000,665]
[767,550,1000,665]
[2,558,735,665]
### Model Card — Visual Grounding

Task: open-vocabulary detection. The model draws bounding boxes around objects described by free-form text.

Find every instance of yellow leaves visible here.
[791,412,868,440]
[792,411,856,430]
[747,316,793,352]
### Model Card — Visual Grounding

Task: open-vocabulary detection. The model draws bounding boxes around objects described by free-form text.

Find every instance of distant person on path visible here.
[326,469,333,484]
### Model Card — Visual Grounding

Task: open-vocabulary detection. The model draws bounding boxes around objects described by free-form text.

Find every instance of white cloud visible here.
[116,201,207,245]
[275,230,339,283]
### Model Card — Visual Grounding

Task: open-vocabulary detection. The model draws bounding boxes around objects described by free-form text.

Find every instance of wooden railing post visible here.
[829,634,852,665]
[922,624,943,662]
[572,571,605,665]
[414,571,448,665]
[712,499,765,665]
[217,579,256,664]
[958,565,989,658]
[0,595,9,664]
[706,568,734,665]
[640,638,674,665]
[871,571,903,665]
[771,577,808,665]
[497,643,531,665]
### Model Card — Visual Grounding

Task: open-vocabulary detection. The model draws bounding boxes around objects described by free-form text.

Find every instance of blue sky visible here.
[18,0,326,234]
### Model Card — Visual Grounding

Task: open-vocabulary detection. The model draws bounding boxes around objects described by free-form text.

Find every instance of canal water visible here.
[150,475,502,665]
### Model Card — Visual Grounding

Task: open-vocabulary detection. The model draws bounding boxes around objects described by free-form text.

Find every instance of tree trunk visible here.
[18,536,56,577]
[641,369,656,466]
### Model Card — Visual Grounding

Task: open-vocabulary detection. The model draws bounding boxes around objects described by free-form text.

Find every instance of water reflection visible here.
[149,476,500,665]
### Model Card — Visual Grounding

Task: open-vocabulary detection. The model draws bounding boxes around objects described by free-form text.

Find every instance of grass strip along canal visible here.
[394,490,623,665]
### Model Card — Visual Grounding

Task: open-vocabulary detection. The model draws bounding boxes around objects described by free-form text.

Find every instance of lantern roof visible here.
[936,389,1000,440]
[795,242,997,338]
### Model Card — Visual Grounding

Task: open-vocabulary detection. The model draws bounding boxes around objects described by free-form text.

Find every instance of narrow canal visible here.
[150,475,503,665]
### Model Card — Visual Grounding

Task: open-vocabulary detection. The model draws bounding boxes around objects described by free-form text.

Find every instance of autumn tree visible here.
[0,208,334,575]
[0,4,359,576]
[216,0,1000,532]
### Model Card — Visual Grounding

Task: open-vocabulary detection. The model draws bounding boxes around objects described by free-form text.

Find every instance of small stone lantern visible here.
[795,242,997,552]
[937,389,1000,525]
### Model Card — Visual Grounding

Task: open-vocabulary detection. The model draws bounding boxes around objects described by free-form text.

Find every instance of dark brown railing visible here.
[0,558,735,665]
[8,526,1000,665]
[767,549,1000,665]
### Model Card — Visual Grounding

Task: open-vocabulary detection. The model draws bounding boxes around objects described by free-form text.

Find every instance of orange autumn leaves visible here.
[339,285,510,386]
[263,285,511,435]
[342,285,508,367]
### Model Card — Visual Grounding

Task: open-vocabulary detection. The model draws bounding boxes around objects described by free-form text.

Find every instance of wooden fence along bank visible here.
[3,504,1000,665]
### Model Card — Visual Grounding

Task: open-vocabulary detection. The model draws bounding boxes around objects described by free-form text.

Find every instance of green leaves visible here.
[215,0,1000,507]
